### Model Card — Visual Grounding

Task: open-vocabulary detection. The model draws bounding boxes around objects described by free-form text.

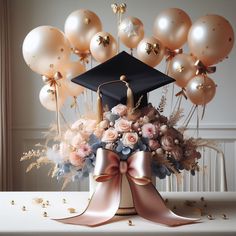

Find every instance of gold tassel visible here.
[126,86,134,110]
[97,92,103,124]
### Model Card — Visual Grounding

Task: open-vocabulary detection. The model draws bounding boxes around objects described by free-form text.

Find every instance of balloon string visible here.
[201,104,206,120]
[59,111,71,131]
[172,94,182,113]
[90,54,93,69]
[197,105,199,137]
[117,12,121,53]
[54,83,61,137]
[159,60,171,114]
[170,83,175,112]
[182,105,197,128]
[130,48,133,56]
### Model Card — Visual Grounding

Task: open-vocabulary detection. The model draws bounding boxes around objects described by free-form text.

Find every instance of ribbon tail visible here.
[54,175,121,227]
[128,178,199,226]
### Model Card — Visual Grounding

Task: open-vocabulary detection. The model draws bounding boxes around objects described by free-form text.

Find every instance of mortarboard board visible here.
[72,51,175,109]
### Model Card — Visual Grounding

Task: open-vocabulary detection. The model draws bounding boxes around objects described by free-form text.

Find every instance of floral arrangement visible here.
[21,103,202,187]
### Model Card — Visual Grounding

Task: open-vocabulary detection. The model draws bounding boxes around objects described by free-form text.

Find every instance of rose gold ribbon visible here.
[42,72,63,136]
[165,48,183,61]
[195,60,216,75]
[54,148,199,227]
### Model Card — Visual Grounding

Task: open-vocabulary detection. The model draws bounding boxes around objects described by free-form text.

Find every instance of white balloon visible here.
[63,79,84,97]
[39,84,67,111]
[61,60,85,97]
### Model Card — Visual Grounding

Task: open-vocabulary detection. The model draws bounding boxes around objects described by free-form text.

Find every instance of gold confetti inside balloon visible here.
[185,75,217,105]
[65,9,102,53]
[168,54,197,88]
[90,32,117,63]
[137,37,165,67]
[188,14,234,66]
[22,26,71,77]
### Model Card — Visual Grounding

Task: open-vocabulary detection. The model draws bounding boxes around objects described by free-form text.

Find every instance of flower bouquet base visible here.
[90,174,137,215]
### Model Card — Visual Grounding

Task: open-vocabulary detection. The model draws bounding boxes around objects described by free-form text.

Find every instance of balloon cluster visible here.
[22,5,234,120]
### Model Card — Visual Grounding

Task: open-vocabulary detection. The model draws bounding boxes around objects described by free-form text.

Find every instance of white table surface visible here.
[0,191,235,236]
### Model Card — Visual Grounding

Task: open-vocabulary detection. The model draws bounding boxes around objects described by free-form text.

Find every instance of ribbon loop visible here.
[195,60,216,75]
[165,48,183,61]
[55,148,199,227]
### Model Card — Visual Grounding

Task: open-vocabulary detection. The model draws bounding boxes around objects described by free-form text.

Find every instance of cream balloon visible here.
[61,61,86,97]
[188,14,234,66]
[22,26,71,77]
[153,8,192,50]
[168,54,197,88]
[137,37,165,67]
[64,9,102,53]
[118,16,144,49]
[185,75,216,105]
[90,32,117,63]
[39,84,67,111]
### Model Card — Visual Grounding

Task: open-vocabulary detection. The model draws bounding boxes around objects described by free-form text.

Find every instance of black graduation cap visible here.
[72,51,174,109]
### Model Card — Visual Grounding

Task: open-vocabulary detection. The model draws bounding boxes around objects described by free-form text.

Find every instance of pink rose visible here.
[69,152,85,168]
[148,139,160,150]
[142,123,156,138]
[102,128,118,143]
[111,104,128,116]
[71,133,84,148]
[114,118,132,133]
[122,132,139,148]
[77,143,92,158]
[161,135,175,151]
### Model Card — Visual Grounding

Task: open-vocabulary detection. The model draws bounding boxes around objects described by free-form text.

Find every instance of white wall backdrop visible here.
[9,0,236,191]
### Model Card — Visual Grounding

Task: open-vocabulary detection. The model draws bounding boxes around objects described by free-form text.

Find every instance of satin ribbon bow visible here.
[195,60,216,75]
[97,36,110,47]
[165,48,183,61]
[145,43,160,55]
[111,3,127,14]
[55,148,198,227]
[42,71,63,87]
[175,88,188,99]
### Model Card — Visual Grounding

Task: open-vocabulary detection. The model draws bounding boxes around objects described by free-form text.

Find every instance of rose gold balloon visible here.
[118,16,144,49]
[39,84,67,111]
[168,53,197,88]
[22,26,71,77]
[90,32,117,63]
[153,8,192,50]
[64,9,102,53]
[186,75,216,105]
[61,61,86,97]
[188,14,234,66]
[137,36,165,67]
